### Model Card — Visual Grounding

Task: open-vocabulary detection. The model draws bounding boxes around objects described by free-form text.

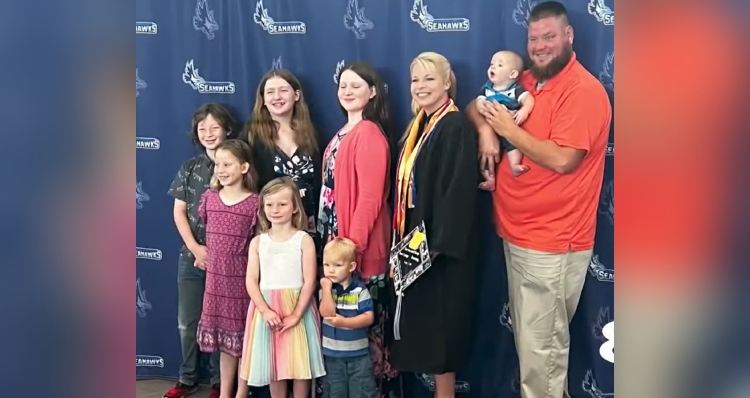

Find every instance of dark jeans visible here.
[322,354,376,398]
[177,255,219,385]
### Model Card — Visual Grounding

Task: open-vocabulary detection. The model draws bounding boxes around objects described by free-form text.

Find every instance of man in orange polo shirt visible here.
[466,2,612,398]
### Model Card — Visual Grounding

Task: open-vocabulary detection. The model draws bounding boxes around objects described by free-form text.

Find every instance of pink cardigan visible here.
[334,120,391,278]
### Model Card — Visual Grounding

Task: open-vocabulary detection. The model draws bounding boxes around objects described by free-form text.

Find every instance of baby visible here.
[476,50,535,180]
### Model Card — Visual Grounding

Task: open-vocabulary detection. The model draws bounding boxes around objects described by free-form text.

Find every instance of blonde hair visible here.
[257,177,307,233]
[409,52,457,116]
[496,50,525,74]
[209,139,258,191]
[401,52,458,143]
[323,237,357,264]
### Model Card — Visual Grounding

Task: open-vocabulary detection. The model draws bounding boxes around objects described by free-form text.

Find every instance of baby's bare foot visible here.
[511,164,529,177]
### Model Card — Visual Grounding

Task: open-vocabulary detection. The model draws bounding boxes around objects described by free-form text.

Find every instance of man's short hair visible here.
[529,1,569,24]
[323,237,357,264]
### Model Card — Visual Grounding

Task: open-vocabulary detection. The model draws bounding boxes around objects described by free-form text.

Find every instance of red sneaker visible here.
[163,382,199,398]
[208,384,220,398]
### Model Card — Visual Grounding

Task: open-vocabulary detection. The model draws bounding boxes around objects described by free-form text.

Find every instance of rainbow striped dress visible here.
[240,230,326,386]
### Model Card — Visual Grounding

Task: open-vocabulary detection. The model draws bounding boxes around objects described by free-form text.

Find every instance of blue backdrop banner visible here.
[136,0,613,397]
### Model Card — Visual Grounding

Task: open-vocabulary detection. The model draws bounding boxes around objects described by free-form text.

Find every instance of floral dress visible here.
[316,131,344,251]
[315,128,402,398]
[196,191,260,357]
[273,148,316,233]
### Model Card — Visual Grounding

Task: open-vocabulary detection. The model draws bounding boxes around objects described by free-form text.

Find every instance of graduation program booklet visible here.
[390,221,432,340]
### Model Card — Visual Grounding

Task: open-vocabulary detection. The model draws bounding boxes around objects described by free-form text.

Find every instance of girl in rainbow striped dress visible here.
[240,177,326,397]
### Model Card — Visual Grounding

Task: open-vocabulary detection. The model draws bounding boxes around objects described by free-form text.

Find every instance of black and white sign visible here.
[391,221,432,295]
[391,221,432,340]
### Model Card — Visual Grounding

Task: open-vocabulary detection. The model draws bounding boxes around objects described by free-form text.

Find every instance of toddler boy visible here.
[319,237,376,398]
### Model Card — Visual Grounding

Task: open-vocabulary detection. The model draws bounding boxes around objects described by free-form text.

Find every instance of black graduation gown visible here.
[389,111,481,374]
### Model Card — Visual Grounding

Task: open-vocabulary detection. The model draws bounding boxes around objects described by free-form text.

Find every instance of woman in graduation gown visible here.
[389,51,480,397]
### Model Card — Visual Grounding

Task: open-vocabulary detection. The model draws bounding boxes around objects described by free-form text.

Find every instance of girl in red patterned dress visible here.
[196,139,260,398]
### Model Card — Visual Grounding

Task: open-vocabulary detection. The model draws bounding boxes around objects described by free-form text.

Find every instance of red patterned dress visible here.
[196,189,260,357]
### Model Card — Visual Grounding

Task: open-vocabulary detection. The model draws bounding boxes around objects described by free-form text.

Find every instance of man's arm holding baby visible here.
[514,91,535,125]
[466,100,501,170]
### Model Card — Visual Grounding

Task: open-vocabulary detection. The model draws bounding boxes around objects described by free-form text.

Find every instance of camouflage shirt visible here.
[167,152,214,261]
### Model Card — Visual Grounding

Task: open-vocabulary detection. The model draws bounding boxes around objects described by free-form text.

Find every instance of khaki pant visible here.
[503,241,592,398]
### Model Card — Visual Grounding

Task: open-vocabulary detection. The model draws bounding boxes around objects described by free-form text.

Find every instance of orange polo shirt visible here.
[493,53,612,253]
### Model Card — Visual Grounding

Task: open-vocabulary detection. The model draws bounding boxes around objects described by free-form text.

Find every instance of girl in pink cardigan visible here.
[316,62,400,397]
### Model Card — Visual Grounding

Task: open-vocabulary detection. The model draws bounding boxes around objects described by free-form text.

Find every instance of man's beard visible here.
[527,44,573,82]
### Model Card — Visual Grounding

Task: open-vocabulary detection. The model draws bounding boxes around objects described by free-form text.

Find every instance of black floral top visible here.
[250,138,321,236]
[273,148,316,232]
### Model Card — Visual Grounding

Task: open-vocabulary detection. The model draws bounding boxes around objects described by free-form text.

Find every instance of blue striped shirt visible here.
[319,279,373,358]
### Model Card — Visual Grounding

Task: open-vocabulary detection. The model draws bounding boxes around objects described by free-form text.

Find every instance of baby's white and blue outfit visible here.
[479,80,529,152]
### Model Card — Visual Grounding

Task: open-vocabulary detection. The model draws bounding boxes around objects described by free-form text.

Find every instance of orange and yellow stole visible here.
[393,99,459,240]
